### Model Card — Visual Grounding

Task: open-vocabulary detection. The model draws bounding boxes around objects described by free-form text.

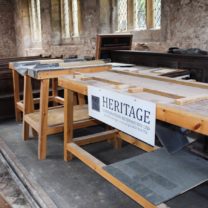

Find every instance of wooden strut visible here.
[22,75,34,140]
[67,143,158,208]
[12,69,21,122]
[38,79,49,160]
[111,69,208,90]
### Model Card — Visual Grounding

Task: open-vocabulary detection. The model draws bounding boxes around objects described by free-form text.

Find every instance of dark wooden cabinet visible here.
[95,34,132,59]
[111,50,208,83]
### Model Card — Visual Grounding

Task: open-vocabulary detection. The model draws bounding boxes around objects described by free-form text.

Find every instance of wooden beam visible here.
[67,143,157,208]
[157,103,208,135]
[77,94,86,105]
[38,79,49,160]
[118,131,156,152]
[37,65,112,79]
[22,75,34,140]
[175,95,208,105]
[72,118,101,129]
[52,96,64,105]
[64,89,74,161]
[12,69,21,122]
[73,129,118,146]
[111,69,208,90]
[51,78,58,106]
[58,78,88,95]
[147,0,154,29]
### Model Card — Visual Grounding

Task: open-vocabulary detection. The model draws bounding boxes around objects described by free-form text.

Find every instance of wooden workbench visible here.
[10,59,111,160]
[58,69,208,208]
[9,58,85,122]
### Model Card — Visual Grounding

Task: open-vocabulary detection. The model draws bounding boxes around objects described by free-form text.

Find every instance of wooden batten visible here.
[118,131,156,152]
[37,64,112,79]
[67,143,157,208]
[175,95,208,105]
[73,129,118,146]
[128,87,144,93]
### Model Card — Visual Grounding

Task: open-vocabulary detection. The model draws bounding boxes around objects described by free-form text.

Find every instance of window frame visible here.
[29,0,42,44]
[116,0,161,32]
[60,0,81,42]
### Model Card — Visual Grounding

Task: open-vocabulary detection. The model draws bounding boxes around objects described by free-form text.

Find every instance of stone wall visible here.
[133,0,208,52]
[0,0,17,57]
[14,0,34,57]
[44,0,99,57]
[164,0,208,50]
[14,0,99,57]
[1,0,208,57]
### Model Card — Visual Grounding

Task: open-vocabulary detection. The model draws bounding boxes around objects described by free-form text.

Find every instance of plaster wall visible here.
[134,0,208,52]
[0,0,17,57]
[1,0,208,57]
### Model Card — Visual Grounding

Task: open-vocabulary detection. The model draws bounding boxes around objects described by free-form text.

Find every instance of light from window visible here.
[153,0,161,28]
[63,0,70,38]
[134,0,146,30]
[117,0,127,31]
[30,0,42,42]
[62,0,80,38]
[72,0,79,37]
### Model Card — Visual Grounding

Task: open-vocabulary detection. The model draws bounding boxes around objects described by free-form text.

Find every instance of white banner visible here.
[88,86,156,146]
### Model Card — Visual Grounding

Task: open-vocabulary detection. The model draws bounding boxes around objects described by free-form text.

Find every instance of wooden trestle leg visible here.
[38,79,49,160]
[64,89,74,161]
[12,69,21,122]
[23,75,34,140]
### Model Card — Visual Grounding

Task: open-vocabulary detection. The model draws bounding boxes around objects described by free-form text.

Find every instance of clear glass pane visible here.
[30,0,42,42]
[117,0,127,31]
[153,0,161,28]
[134,0,146,29]
[63,0,70,38]
[72,0,79,37]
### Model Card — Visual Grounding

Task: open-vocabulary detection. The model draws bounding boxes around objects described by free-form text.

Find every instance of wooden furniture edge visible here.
[67,142,158,208]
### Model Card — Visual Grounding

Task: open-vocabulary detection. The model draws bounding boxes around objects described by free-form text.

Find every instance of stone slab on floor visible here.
[104,148,208,205]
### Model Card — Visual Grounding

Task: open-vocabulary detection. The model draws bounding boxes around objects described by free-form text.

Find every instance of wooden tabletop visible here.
[9,59,105,78]
[58,70,208,136]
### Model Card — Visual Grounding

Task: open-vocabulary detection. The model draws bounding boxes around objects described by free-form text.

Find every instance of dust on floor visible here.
[0,159,31,208]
